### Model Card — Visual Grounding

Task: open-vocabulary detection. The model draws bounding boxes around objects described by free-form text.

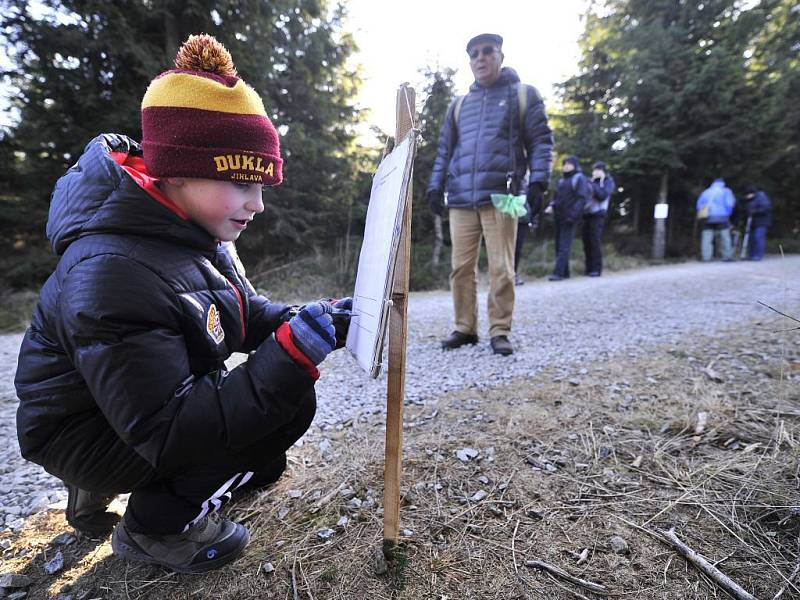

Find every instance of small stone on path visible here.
[470,490,488,502]
[373,547,388,575]
[456,448,479,462]
[0,574,31,589]
[610,535,629,555]
[52,532,77,546]
[44,550,64,575]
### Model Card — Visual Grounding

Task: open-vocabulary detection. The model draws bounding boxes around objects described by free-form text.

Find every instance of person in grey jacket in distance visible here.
[427,32,554,356]
[582,161,615,277]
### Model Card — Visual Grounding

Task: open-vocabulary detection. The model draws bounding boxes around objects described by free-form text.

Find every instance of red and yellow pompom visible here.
[174,34,237,77]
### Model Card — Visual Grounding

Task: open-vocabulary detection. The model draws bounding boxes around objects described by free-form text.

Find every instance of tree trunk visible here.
[163,9,178,57]
[652,170,669,260]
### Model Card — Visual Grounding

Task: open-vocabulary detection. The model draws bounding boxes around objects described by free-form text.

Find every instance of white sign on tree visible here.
[345,131,416,378]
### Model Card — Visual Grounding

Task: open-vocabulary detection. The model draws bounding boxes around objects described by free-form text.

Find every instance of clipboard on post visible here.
[345,130,416,378]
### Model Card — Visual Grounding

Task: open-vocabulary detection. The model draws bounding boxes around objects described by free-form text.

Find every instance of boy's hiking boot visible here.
[65,484,120,535]
[490,335,514,356]
[111,513,249,573]
[441,331,479,350]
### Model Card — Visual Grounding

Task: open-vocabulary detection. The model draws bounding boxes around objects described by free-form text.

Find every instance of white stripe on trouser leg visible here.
[182,472,242,533]
[234,471,255,489]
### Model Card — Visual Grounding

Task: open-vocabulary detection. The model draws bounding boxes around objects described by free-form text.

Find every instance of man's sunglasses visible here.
[469,46,498,60]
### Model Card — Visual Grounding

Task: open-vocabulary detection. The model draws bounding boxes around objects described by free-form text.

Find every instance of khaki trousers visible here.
[449,205,517,338]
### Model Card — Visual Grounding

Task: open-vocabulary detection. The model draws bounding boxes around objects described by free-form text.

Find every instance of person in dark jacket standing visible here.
[546,156,591,281]
[14,35,351,573]
[581,161,615,277]
[741,185,772,260]
[427,33,554,356]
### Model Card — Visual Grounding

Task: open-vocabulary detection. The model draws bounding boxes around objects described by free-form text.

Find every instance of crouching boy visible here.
[14,35,350,573]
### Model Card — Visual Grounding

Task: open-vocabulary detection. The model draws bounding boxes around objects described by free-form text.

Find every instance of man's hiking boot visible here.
[65,484,120,535]
[111,513,249,573]
[514,273,525,286]
[490,335,514,356]
[441,331,478,350]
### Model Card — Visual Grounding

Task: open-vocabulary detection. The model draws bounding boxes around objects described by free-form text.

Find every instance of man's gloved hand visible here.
[527,182,547,217]
[287,302,337,365]
[427,191,445,216]
[330,297,352,349]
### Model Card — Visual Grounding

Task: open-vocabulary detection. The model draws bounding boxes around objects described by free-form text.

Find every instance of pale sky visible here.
[346,0,588,138]
[0,1,588,134]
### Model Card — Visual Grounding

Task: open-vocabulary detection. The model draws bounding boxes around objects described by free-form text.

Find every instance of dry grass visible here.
[1,321,798,599]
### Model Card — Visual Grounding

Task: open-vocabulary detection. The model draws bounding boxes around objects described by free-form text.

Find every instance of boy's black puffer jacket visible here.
[14,134,310,479]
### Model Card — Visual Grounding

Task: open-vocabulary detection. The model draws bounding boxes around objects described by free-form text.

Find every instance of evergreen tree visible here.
[0,0,365,287]
[556,0,798,240]
[412,65,456,242]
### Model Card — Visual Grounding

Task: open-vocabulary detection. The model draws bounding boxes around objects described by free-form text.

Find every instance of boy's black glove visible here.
[527,182,547,217]
[330,297,352,349]
[315,297,352,349]
[427,191,444,216]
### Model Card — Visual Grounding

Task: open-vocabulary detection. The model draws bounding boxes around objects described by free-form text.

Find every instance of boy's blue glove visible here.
[287,302,337,365]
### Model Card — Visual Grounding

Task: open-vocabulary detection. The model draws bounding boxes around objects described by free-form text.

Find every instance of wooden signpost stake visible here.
[383,83,415,550]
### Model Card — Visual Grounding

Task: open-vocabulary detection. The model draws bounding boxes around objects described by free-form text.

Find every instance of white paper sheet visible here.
[346,131,416,377]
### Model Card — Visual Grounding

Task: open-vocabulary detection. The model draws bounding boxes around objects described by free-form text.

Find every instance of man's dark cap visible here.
[744,185,758,196]
[564,155,580,168]
[592,161,607,171]
[466,33,503,53]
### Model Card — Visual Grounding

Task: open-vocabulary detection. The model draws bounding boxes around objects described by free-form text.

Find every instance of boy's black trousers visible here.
[43,389,316,534]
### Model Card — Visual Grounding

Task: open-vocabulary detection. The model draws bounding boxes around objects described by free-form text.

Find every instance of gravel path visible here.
[1,256,798,531]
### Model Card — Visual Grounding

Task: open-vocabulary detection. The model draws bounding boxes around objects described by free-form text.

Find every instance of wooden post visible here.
[384,84,415,548]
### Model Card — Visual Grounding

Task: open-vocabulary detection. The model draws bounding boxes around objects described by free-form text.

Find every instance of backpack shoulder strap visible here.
[452,95,466,128]
[517,84,528,128]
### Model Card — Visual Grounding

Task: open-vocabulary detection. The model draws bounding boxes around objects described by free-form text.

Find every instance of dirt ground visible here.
[1,317,798,600]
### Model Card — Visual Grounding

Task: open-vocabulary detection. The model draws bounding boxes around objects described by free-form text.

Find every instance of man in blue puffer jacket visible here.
[427,33,554,356]
[696,178,736,261]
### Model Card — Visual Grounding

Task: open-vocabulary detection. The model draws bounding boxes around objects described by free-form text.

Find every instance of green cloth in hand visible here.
[491,193,528,218]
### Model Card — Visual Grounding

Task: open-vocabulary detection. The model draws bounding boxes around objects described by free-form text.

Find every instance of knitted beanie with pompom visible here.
[141,34,282,186]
